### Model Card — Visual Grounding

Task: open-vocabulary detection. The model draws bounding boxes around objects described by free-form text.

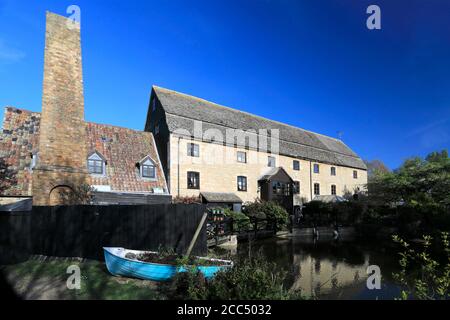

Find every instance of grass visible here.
[1,258,164,300]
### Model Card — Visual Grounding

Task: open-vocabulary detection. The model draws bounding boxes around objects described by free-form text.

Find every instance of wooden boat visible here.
[103,247,233,281]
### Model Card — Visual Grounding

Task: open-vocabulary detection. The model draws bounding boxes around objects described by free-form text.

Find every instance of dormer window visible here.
[88,152,106,175]
[139,156,156,179]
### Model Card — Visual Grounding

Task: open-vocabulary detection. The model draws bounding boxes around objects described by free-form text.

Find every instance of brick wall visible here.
[32,12,88,205]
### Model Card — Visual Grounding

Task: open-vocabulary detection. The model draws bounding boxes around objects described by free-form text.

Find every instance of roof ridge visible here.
[87,121,151,134]
[152,85,345,144]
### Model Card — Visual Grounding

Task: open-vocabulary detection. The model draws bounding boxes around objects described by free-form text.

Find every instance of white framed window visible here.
[187,171,200,189]
[268,156,276,167]
[314,163,320,174]
[331,167,336,176]
[30,153,38,170]
[314,183,320,195]
[88,152,106,175]
[237,176,247,191]
[237,151,247,163]
[187,143,200,157]
[331,184,337,195]
[293,181,300,194]
[140,157,156,179]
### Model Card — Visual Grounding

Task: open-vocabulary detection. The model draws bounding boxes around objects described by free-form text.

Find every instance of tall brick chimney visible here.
[33,12,88,205]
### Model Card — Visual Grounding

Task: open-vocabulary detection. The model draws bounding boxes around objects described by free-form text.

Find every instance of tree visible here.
[368,150,450,208]
[59,183,94,205]
[364,159,390,179]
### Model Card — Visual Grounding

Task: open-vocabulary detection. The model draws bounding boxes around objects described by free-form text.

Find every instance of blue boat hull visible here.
[103,247,231,281]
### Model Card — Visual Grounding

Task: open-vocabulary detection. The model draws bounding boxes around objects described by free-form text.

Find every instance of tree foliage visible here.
[393,232,450,300]
[243,200,289,231]
[364,159,390,179]
[59,183,94,205]
[368,150,450,209]
[164,255,303,300]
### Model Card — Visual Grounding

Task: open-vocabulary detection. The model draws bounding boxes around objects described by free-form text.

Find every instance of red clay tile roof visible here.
[86,122,167,193]
[0,107,167,196]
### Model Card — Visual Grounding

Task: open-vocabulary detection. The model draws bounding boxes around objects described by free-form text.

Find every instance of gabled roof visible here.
[259,167,294,182]
[152,86,366,170]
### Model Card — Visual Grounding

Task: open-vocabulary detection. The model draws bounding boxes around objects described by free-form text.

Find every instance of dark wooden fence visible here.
[0,203,207,264]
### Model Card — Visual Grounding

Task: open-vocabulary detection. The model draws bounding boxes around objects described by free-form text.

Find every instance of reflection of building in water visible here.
[291,253,370,297]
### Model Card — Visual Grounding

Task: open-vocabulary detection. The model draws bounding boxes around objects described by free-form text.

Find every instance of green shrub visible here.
[223,208,251,232]
[243,200,289,231]
[164,256,303,300]
[392,232,450,300]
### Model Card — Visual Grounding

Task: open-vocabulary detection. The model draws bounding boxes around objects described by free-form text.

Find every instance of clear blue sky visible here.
[1,0,449,169]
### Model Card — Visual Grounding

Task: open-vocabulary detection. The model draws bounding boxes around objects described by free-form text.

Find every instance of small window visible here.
[268,156,276,167]
[314,183,320,195]
[293,160,300,171]
[237,176,247,191]
[152,98,156,112]
[88,152,105,175]
[313,164,320,174]
[331,167,336,176]
[331,184,337,195]
[154,123,160,135]
[140,158,156,179]
[187,171,200,189]
[293,181,300,194]
[187,143,200,157]
[353,170,358,179]
[237,151,247,163]
[30,153,38,170]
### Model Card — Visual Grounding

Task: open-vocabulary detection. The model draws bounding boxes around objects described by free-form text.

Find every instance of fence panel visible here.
[0,203,207,263]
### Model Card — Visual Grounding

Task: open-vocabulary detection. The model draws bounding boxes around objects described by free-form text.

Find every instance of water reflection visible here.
[214,236,402,300]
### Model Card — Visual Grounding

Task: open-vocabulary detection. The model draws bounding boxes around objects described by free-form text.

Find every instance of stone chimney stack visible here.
[33,11,88,205]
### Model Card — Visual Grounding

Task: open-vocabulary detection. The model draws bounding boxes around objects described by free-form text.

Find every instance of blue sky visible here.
[0,0,449,169]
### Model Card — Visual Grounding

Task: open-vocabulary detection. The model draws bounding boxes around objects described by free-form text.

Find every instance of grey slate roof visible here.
[153,86,366,170]
[201,192,243,203]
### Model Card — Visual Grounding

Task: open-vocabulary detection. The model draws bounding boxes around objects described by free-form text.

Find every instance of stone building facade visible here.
[145,86,368,209]
[0,12,169,206]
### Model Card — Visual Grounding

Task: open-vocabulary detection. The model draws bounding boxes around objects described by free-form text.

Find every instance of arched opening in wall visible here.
[49,185,74,206]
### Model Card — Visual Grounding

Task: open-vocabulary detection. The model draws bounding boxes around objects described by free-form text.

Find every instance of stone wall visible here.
[168,134,367,202]
[0,107,40,196]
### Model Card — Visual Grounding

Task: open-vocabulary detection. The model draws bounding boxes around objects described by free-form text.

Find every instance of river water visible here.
[214,236,403,300]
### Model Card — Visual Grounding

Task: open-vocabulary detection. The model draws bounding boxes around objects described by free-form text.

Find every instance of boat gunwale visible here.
[103,247,233,268]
